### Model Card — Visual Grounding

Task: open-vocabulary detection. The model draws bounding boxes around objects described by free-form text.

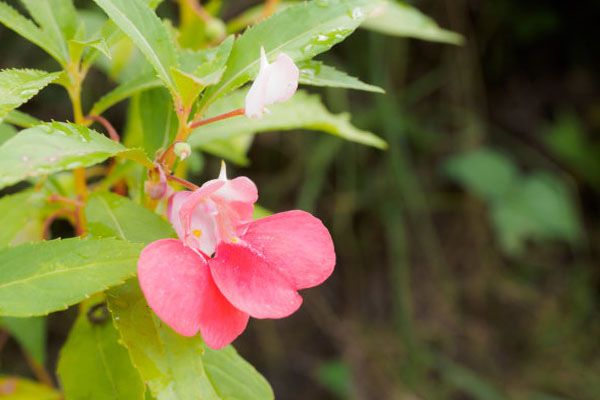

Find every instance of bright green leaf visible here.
[190,90,387,149]
[137,88,177,157]
[20,0,78,62]
[361,1,464,45]
[0,1,65,64]
[90,74,162,116]
[298,60,384,93]
[92,0,178,90]
[0,238,143,317]
[107,281,274,400]
[4,110,40,128]
[0,124,17,145]
[0,69,60,122]
[0,122,151,190]
[58,298,145,400]
[0,316,46,364]
[0,376,60,399]
[86,191,174,244]
[200,0,378,109]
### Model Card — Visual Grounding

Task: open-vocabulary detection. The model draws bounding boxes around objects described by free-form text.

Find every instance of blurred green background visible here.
[2,0,600,399]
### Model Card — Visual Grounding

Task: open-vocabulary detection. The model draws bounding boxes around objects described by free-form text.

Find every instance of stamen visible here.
[192,229,202,238]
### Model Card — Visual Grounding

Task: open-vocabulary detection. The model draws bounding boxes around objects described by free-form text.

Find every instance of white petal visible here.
[264,53,299,105]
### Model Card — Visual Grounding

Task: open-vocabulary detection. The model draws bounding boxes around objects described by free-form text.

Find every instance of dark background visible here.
[1,0,600,399]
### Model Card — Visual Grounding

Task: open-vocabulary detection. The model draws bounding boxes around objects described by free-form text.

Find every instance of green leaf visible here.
[92,0,178,90]
[0,316,46,364]
[20,0,78,62]
[107,281,274,400]
[4,110,40,128]
[0,376,60,399]
[90,74,162,116]
[0,69,60,122]
[200,134,253,166]
[58,298,145,400]
[361,1,464,45]
[444,148,519,200]
[137,88,177,157]
[172,36,235,107]
[0,122,151,190]
[190,90,387,149]
[0,1,65,64]
[298,60,384,93]
[0,190,46,247]
[200,0,377,109]
[0,123,17,145]
[0,238,143,317]
[86,191,174,244]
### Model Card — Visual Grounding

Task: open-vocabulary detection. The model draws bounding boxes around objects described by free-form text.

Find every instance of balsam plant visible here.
[0,0,461,398]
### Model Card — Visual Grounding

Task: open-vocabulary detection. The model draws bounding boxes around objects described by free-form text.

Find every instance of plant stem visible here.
[166,174,199,190]
[188,108,245,130]
[85,115,120,142]
[183,0,211,23]
[263,0,280,17]
[24,353,55,388]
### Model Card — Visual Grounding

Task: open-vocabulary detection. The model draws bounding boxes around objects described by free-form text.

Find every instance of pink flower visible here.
[245,47,299,119]
[137,165,335,349]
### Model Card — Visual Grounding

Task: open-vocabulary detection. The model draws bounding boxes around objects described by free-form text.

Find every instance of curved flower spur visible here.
[138,163,335,349]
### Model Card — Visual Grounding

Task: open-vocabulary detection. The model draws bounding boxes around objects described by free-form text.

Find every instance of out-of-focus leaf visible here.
[0,238,143,317]
[190,90,386,149]
[0,376,60,399]
[86,191,174,244]
[0,316,46,364]
[253,205,273,220]
[20,0,78,62]
[90,74,162,116]
[0,124,17,145]
[58,298,145,400]
[361,1,464,45]
[136,88,177,157]
[108,281,274,400]
[0,190,46,247]
[200,0,378,109]
[298,60,384,93]
[0,2,65,64]
[0,122,151,190]
[92,0,178,90]
[316,360,352,398]
[199,134,254,166]
[444,148,518,200]
[4,110,40,128]
[0,69,60,122]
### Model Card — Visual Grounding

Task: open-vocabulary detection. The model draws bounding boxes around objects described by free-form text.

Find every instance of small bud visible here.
[145,180,167,200]
[174,142,192,161]
[205,18,226,41]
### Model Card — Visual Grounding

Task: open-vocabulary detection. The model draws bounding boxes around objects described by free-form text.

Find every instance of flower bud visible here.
[145,180,167,200]
[174,142,192,161]
[205,18,226,41]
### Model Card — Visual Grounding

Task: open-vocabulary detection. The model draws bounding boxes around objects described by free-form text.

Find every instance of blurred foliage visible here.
[0,0,599,399]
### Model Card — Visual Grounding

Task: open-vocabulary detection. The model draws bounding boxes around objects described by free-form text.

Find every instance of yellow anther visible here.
[192,229,202,238]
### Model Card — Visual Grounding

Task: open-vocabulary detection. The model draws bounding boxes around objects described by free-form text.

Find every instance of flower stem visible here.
[85,115,120,142]
[166,174,199,190]
[188,108,245,130]
[263,0,280,17]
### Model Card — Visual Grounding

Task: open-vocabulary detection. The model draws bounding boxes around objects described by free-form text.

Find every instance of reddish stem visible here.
[188,108,245,130]
[185,0,211,22]
[48,194,84,208]
[166,174,200,190]
[86,115,120,142]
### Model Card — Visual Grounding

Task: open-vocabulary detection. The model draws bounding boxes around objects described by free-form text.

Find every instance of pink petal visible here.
[243,210,335,289]
[264,53,299,105]
[209,242,303,319]
[137,239,206,336]
[138,239,249,348]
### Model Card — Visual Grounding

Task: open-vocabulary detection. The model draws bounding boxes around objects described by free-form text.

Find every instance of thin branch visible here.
[188,108,245,130]
[86,115,120,142]
[166,174,200,191]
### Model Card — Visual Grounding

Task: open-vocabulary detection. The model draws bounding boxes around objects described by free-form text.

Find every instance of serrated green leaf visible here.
[0,238,143,317]
[190,90,387,149]
[4,110,40,128]
[90,74,162,116]
[137,88,177,157]
[0,316,46,364]
[0,69,60,122]
[20,0,78,62]
[86,191,174,244]
[361,1,464,45]
[0,376,60,399]
[298,60,384,93]
[200,0,377,109]
[58,298,145,400]
[92,0,178,90]
[0,122,151,190]
[0,190,46,247]
[0,1,65,64]
[107,281,274,400]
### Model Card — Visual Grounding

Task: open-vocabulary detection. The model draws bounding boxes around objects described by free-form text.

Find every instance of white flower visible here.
[245,47,299,119]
